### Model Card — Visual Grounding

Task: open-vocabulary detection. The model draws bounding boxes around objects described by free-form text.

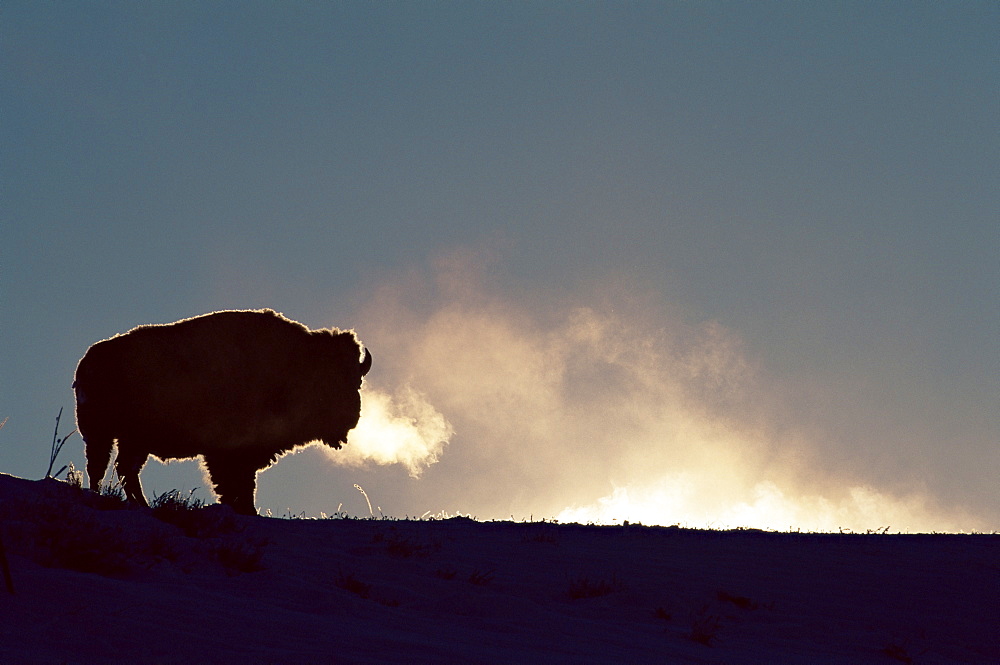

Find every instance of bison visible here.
[73,309,372,515]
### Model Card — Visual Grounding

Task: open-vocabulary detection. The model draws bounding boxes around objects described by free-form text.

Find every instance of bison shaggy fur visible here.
[74,309,372,515]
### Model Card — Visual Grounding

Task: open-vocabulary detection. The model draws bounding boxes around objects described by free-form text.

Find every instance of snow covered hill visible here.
[0,473,996,664]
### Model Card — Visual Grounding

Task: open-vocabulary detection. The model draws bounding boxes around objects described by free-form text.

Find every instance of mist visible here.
[337,249,990,532]
[323,385,452,478]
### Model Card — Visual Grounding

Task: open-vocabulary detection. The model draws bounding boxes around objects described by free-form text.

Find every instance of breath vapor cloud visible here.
[320,385,452,477]
[350,249,988,532]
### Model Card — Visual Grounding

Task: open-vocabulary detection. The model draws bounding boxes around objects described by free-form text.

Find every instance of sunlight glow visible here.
[557,477,981,533]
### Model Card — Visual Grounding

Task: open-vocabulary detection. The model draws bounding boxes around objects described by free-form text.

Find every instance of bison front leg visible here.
[76,403,114,492]
[83,437,113,493]
[114,444,150,507]
[204,455,259,516]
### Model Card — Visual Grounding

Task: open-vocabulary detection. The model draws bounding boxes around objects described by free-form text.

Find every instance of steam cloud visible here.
[349,249,987,532]
[321,386,452,477]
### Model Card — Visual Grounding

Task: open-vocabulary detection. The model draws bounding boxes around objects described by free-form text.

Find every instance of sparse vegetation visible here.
[321,505,350,519]
[435,566,458,580]
[4,474,264,577]
[151,487,206,511]
[688,604,722,646]
[33,510,133,576]
[522,528,558,544]
[354,484,375,517]
[716,589,759,611]
[0,473,993,662]
[44,407,77,479]
[381,531,437,558]
[335,571,372,599]
[213,537,267,573]
[332,570,399,607]
[567,574,625,600]
[468,569,496,586]
[151,490,240,539]
[78,476,128,511]
[881,642,914,663]
[64,462,84,489]
[98,477,126,500]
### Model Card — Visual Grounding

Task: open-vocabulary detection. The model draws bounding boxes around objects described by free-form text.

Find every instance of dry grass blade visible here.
[45,408,78,479]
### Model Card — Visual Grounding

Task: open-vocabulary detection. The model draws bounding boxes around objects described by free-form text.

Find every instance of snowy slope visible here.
[0,473,996,664]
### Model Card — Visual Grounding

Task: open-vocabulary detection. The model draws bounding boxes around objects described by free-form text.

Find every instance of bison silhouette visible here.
[74,309,372,515]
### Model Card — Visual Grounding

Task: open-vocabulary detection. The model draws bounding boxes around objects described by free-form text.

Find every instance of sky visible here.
[2,2,997,531]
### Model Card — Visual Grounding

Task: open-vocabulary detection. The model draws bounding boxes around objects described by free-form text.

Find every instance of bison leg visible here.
[77,405,114,491]
[83,437,113,493]
[204,455,259,516]
[114,444,150,507]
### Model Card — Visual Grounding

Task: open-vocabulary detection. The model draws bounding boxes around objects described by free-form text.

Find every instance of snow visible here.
[0,473,996,664]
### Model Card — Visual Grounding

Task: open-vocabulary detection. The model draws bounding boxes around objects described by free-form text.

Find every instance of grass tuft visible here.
[150,489,239,539]
[383,533,437,558]
[653,606,672,621]
[434,566,458,580]
[151,488,206,511]
[213,537,267,573]
[335,571,372,599]
[688,604,722,646]
[522,528,558,544]
[64,462,84,490]
[567,574,625,599]
[881,643,913,663]
[716,589,759,610]
[468,569,496,586]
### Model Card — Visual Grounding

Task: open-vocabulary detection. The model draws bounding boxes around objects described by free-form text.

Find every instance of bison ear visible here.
[359,348,373,377]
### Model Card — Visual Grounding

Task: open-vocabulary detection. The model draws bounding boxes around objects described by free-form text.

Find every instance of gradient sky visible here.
[3,3,997,531]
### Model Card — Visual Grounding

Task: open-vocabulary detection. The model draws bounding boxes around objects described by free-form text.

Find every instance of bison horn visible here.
[359,348,373,376]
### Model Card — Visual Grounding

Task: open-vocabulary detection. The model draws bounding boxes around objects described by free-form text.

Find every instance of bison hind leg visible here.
[204,455,259,516]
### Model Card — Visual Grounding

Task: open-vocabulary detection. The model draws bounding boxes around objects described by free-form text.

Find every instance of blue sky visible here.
[3,3,997,530]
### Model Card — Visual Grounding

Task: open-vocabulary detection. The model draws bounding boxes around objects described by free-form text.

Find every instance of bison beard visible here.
[74,309,372,515]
